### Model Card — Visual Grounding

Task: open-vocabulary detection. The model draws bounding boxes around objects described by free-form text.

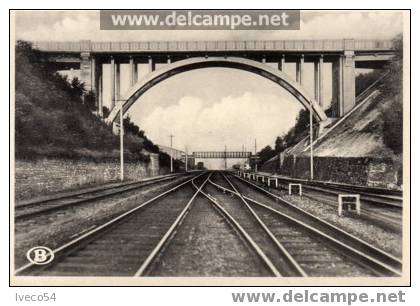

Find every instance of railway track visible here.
[147,172,353,277]
[203,173,307,277]
[147,183,273,277]
[15,173,187,220]
[257,174,402,208]
[302,182,402,208]
[211,172,402,277]
[242,173,402,231]
[15,171,402,277]
[200,175,306,277]
[285,185,402,232]
[17,172,301,277]
[15,173,207,276]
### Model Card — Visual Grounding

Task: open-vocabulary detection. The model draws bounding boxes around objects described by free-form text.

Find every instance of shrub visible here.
[15,40,165,163]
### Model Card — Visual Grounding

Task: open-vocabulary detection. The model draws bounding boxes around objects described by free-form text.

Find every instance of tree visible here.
[84,90,97,111]
[274,136,286,153]
[281,109,310,148]
[102,106,110,118]
[383,34,403,99]
[355,69,383,95]
[382,100,402,154]
[70,77,85,99]
[294,109,309,133]
[258,35,404,164]
[14,40,162,163]
[257,145,276,166]
[381,34,403,154]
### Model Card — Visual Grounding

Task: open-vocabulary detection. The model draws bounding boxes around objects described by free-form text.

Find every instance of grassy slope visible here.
[312,92,401,160]
[15,42,151,163]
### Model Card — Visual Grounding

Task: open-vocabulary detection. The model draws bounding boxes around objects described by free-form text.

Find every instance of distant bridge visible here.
[193,151,252,159]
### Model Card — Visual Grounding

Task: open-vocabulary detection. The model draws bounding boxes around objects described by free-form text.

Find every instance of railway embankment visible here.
[14,42,167,200]
[263,86,402,190]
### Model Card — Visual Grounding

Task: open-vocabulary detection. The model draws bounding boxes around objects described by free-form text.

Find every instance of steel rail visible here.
[192,174,282,277]
[15,174,190,220]
[271,176,402,207]
[231,173,403,273]
[15,172,205,275]
[218,172,307,277]
[277,179,402,208]
[16,173,183,208]
[267,177,402,232]
[286,187,402,232]
[134,173,212,276]
[210,178,400,277]
[245,197,402,276]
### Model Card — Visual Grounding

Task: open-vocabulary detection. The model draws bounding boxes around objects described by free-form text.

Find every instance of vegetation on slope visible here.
[255,109,310,167]
[380,34,403,154]
[257,34,403,166]
[15,40,179,169]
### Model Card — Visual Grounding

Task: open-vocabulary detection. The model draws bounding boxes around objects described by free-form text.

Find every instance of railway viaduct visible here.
[33,39,394,128]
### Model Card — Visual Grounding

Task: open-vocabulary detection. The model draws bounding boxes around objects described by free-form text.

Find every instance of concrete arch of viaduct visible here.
[106,56,328,124]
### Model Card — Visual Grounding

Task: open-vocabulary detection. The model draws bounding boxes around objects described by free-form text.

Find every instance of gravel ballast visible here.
[14,176,191,267]
[232,175,402,258]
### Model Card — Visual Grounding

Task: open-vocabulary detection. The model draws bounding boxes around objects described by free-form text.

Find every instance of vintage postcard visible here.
[9,9,410,286]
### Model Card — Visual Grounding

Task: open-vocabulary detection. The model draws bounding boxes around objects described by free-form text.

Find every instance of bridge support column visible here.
[331,51,356,117]
[278,55,285,71]
[110,57,115,109]
[332,56,342,117]
[116,62,121,103]
[314,55,324,108]
[296,55,304,84]
[129,57,138,86]
[93,59,103,116]
[148,56,155,73]
[342,50,356,114]
[91,57,96,93]
[319,55,324,108]
[314,59,319,101]
[80,52,93,91]
[98,71,103,117]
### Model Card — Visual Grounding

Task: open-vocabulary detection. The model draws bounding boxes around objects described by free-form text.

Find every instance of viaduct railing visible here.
[32,39,394,53]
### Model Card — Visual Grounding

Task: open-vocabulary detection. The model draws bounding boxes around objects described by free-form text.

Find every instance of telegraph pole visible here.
[309,105,314,180]
[242,144,245,166]
[224,145,227,170]
[254,139,258,173]
[169,134,174,173]
[185,146,188,172]
[119,104,124,181]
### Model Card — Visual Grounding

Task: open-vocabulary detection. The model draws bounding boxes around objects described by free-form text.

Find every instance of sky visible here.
[13,10,403,159]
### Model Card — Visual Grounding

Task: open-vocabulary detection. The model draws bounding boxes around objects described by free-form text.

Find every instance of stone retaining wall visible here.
[14,156,162,200]
[279,155,401,189]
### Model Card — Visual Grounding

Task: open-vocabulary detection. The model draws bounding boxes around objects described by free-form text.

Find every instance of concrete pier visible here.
[32,39,393,120]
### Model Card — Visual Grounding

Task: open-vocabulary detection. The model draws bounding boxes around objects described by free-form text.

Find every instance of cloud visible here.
[140,92,302,152]
[297,11,402,39]
[15,12,99,41]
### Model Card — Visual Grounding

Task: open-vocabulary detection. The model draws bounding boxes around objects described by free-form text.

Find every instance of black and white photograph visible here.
[9,9,410,286]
